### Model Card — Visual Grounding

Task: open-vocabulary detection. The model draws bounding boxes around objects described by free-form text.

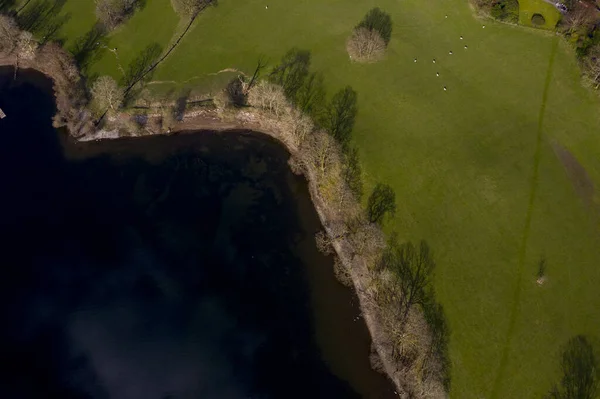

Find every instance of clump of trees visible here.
[240,48,449,396]
[346,27,386,63]
[347,8,392,63]
[547,335,599,399]
[490,0,519,23]
[0,14,37,63]
[95,0,144,30]
[375,235,451,392]
[0,15,92,135]
[378,236,435,321]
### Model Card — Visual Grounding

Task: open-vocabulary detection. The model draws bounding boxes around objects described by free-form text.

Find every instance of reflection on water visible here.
[0,67,396,398]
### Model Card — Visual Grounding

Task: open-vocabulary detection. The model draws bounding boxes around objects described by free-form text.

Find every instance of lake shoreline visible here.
[0,55,442,395]
[79,107,432,397]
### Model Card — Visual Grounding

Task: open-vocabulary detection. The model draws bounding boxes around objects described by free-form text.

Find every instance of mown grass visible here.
[518,0,562,29]
[55,0,96,49]
[15,0,600,397]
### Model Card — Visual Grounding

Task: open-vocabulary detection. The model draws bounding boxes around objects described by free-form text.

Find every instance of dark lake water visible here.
[0,67,396,399]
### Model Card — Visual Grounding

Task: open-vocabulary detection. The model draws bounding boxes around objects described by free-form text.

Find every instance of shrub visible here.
[356,7,393,45]
[491,0,519,23]
[532,13,546,26]
[346,27,386,63]
[226,76,247,107]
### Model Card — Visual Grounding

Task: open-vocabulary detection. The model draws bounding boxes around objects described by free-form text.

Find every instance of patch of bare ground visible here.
[551,142,597,212]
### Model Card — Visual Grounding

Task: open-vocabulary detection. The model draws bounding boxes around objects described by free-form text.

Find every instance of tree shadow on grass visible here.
[0,0,16,13]
[122,43,163,88]
[70,23,108,75]
[16,0,66,35]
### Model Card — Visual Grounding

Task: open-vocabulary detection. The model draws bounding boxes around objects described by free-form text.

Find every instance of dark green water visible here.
[0,67,396,399]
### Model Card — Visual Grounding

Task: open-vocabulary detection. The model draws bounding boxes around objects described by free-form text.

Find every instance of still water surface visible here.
[0,67,396,399]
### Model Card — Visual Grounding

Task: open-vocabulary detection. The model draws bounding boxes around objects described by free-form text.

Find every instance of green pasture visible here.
[518,0,562,29]
[13,0,600,397]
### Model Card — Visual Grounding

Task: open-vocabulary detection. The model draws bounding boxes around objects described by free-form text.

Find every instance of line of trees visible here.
[235,48,449,396]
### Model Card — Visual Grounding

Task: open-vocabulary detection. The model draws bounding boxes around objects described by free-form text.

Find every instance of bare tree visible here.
[91,76,124,115]
[0,14,19,54]
[247,80,288,117]
[315,230,334,255]
[16,30,36,60]
[302,130,339,178]
[583,45,600,89]
[346,27,386,63]
[348,217,385,264]
[280,106,314,147]
[95,0,142,30]
[172,0,213,18]
[564,4,597,34]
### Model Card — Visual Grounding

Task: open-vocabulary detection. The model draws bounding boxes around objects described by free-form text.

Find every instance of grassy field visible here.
[18,0,600,397]
[518,0,562,29]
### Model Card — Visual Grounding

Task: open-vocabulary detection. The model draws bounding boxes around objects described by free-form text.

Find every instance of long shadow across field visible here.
[489,36,559,399]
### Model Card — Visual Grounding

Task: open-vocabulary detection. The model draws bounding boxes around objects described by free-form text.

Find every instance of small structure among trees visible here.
[346,7,392,63]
